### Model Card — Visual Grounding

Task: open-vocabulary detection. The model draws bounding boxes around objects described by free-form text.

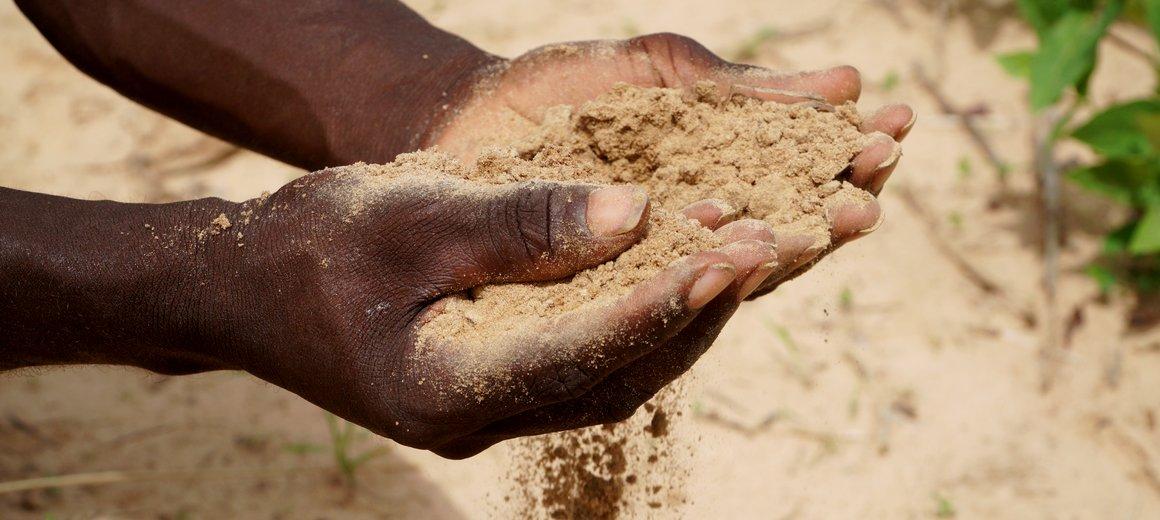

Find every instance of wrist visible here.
[318,26,504,166]
[0,189,246,373]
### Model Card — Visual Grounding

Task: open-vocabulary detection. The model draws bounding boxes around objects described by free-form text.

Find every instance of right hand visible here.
[209,165,803,458]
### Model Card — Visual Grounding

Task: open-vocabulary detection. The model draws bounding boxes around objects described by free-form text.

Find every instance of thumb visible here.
[434,181,650,290]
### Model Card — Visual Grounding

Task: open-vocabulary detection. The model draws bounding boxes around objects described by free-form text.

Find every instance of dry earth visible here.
[2,0,1160,518]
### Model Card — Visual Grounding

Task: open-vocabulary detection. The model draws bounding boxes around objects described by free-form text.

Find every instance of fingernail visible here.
[859,210,886,236]
[899,109,917,138]
[875,141,903,171]
[731,84,828,104]
[688,263,737,310]
[738,261,778,300]
[704,199,738,227]
[587,186,648,237]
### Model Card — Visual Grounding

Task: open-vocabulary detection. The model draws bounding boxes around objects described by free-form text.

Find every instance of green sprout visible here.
[324,413,390,484]
[732,26,779,61]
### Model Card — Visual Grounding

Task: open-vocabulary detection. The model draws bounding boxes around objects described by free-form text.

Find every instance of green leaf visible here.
[1085,263,1118,294]
[1144,0,1160,44]
[1028,2,1124,110]
[1016,0,1073,36]
[1072,99,1160,158]
[1130,204,1160,253]
[1105,220,1138,253]
[1065,159,1159,205]
[997,50,1035,78]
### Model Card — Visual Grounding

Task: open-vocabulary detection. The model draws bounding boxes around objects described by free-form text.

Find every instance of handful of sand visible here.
[418,82,871,342]
[333,82,872,342]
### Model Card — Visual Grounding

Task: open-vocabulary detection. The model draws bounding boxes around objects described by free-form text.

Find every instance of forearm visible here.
[0,187,247,373]
[15,0,499,170]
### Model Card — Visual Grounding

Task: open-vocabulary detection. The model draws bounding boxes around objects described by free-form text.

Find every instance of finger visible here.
[413,252,736,443]
[863,103,917,141]
[848,132,901,193]
[828,196,883,247]
[745,197,880,300]
[720,65,863,105]
[715,218,777,244]
[433,182,651,293]
[680,199,738,230]
[726,84,832,105]
[431,241,776,458]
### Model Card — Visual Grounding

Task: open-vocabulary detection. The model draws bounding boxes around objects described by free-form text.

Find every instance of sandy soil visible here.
[2,0,1160,518]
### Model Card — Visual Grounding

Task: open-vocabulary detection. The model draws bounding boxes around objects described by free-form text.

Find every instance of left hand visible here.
[430,33,915,298]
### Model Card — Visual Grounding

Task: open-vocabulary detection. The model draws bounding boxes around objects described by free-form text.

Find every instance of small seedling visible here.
[947,211,964,232]
[768,322,800,353]
[997,161,1013,181]
[324,413,390,484]
[838,286,854,312]
[956,156,972,181]
[620,18,640,37]
[880,70,900,92]
[732,26,779,61]
[934,493,956,518]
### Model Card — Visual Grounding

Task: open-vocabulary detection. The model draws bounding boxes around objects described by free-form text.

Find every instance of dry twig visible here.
[0,465,334,495]
[1034,109,1064,392]
[912,63,1010,183]
[896,185,1037,325]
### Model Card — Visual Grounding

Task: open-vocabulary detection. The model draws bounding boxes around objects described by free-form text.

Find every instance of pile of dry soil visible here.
[414,81,872,343]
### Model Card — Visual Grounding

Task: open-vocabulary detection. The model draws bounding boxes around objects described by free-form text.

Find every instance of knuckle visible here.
[494,182,558,263]
[633,33,715,62]
[627,33,721,87]
[632,32,696,50]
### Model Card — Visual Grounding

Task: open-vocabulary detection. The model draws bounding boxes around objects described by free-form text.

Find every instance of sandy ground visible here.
[3,0,1160,518]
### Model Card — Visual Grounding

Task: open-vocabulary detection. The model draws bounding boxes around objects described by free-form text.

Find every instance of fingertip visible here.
[724,64,861,105]
[688,262,737,309]
[818,65,862,103]
[827,197,883,243]
[715,219,777,243]
[898,107,918,140]
[850,133,900,189]
[717,239,780,302]
[680,198,738,229]
[865,103,917,141]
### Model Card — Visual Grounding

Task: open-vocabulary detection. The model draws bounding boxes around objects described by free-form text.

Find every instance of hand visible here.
[221,165,802,458]
[431,33,916,297]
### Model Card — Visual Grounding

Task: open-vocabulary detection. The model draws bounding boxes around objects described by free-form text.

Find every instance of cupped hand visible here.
[233,165,807,457]
[431,33,915,298]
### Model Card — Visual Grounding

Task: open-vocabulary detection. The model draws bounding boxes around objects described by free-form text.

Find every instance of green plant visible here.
[838,286,855,311]
[880,70,901,92]
[934,492,957,518]
[957,156,973,181]
[1000,0,1160,293]
[732,26,779,61]
[324,413,389,484]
